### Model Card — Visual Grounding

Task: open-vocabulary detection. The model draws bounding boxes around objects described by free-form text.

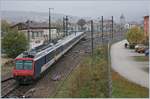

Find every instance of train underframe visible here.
[14,76,34,84]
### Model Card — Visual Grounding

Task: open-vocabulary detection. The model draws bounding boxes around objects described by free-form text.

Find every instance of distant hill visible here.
[1,10,81,23]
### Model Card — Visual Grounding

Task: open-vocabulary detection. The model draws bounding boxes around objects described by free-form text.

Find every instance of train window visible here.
[16,60,23,70]
[24,61,32,70]
[15,60,32,70]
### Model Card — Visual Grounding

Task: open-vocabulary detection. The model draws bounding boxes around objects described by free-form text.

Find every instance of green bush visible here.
[2,29,28,58]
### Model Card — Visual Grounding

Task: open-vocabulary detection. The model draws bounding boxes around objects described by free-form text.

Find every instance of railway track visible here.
[1,32,117,98]
[2,76,37,98]
[1,78,19,98]
[1,77,14,83]
[5,84,37,98]
[32,32,102,97]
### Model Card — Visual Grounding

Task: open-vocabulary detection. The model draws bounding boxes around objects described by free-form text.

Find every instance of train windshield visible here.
[16,60,23,70]
[16,60,32,70]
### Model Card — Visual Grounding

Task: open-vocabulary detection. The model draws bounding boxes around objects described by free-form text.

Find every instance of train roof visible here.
[16,32,84,60]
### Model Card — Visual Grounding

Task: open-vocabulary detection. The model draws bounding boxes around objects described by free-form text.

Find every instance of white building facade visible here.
[11,21,59,49]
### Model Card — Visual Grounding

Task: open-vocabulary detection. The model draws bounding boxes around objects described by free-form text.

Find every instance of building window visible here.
[39,32,41,37]
[31,32,34,39]
[34,32,36,37]
[36,32,39,37]
[33,32,36,38]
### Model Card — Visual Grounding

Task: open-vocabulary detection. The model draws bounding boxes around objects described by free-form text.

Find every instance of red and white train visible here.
[13,32,85,84]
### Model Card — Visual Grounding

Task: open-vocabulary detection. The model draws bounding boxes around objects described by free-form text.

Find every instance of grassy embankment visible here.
[53,45,110,98]
[133,56,149,62]
[112,46,149,98]
[112,71,149,98]
[53,43,149,98]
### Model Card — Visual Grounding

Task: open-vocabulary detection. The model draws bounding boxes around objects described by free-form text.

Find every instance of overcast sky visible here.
[1,0,150,22]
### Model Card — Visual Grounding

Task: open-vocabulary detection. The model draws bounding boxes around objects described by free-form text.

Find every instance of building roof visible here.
[11,20,58,30]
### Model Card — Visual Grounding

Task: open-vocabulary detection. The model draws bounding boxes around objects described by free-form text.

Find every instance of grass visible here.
[52,45,110,98]
[133,56,149,62]
[112,71,149,98]
[52,44,149,98]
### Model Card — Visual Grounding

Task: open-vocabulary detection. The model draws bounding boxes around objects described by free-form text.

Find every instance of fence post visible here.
[91,20,94,56]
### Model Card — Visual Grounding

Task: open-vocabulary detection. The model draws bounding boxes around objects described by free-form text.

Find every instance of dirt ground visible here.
[1,56,14,80]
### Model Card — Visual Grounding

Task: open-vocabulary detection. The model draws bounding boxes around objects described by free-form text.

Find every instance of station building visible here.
[11,20,60,49]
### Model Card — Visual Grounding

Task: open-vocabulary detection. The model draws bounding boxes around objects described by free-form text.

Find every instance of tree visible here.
[1,20,11,37]
[77,19,86,30]
[126,26,145,44]
[2,29,28,58]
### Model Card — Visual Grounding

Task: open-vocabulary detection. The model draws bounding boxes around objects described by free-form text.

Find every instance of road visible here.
[111,40,149,88]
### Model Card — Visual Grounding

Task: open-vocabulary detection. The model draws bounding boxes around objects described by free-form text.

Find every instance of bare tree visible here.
[77,19,86,30]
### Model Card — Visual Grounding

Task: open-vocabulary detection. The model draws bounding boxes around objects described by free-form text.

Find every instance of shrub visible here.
[126,27,144,44]
[68,46,109,97]
[2,29,28,58]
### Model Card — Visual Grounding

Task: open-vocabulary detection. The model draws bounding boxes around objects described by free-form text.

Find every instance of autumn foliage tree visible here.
[126,26,145,44]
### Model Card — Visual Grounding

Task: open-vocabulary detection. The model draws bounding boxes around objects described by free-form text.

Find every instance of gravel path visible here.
[111,40,149,88]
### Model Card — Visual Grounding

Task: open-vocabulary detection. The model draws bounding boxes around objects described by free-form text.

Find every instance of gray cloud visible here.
[1,0,149,22]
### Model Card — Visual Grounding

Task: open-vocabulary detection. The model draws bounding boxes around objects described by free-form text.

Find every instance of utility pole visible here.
[107,39,112,98]
[91,20,94,56]
[27,20,30,49]
[97,24,99,33]
[98,17,101,38]
[65,16,69,36]
[101,16,104,42]
[75,25,77,36]
[49,8,54,43]
[111,16,113,40]
[63,17,65,37]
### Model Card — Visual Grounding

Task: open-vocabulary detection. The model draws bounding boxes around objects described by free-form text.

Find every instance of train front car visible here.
[13,58,35,84]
